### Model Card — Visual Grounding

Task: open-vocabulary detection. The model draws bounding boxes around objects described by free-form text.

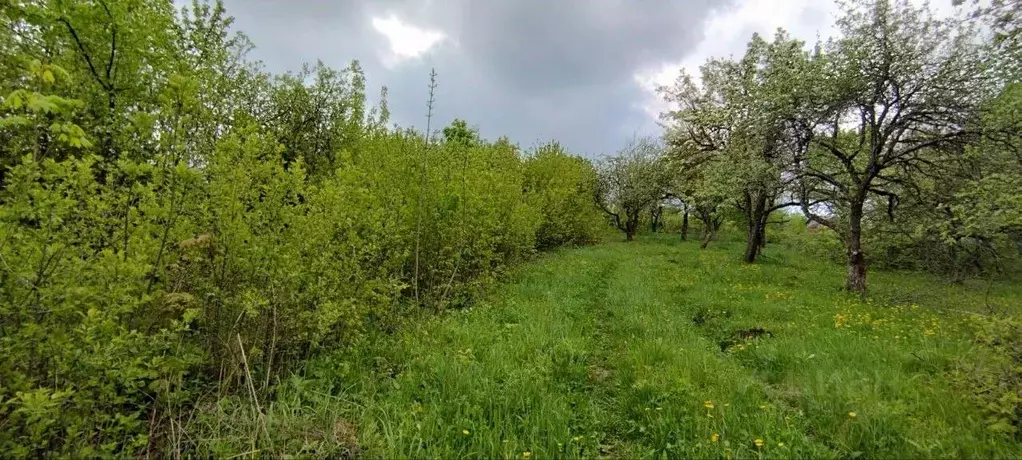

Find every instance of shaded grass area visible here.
[197,236,1022,458]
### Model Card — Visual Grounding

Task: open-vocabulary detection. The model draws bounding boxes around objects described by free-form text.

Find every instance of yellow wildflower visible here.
[848,411,857,418]
[711,433,720,443]
[754,438,764,448]
[703,400,714,409]
[523,452,532,458]
[778,442,785,447]
[463,429,470,435]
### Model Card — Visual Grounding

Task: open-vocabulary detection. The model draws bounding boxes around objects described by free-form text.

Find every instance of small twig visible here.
[414,68,438,306]
[236,334,271,446]
[263,302,277,393]
[226,450,262,460]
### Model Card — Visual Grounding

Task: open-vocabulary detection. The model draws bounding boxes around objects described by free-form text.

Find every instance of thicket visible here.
[0,1,602,455]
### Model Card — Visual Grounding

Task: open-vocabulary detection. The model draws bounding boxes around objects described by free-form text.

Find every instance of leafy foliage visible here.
[660,30,807,259]
[0,0,1019,456]
[524,141,604,249]
[955,313,1022,437]
[0,1,601,455]
[659,0,1018,294]
[595,136,669,241]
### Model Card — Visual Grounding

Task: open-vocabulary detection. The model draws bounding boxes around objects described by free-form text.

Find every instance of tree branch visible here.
[57,16,111,91]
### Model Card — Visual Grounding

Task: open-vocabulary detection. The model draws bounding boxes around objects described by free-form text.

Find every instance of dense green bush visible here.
[0,155,204,456]
[523,142,603,249]
[769,214,844,264]
[0,2,603,455]
[955,313,1022,437]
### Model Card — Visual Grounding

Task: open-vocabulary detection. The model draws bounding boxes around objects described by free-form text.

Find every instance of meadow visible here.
[194,232,1022,458]
[2,1,1019,456]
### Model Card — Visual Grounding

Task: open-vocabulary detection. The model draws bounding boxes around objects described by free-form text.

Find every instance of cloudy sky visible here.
[219,0,959,158]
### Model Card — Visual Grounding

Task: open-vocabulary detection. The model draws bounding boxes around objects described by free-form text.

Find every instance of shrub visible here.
[523,142,603,249]
[0,3,606,455]
[955,314,1022,437]
[0,82,601,459]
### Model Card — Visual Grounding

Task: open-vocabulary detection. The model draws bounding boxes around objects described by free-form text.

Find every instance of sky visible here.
[217,0,960,158]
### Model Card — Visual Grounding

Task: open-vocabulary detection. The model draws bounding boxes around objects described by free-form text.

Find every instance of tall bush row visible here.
[0,2,602,455]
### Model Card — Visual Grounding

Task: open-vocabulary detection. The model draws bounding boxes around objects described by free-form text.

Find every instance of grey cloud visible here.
[220,0,734,156]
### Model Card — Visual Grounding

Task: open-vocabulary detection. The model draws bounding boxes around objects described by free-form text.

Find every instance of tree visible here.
[955,0,1021,80]
[263,60,371,178]
[442,118,480,147]
[791,0,989,293]
[595,136,668,241]
[659,30,806,262]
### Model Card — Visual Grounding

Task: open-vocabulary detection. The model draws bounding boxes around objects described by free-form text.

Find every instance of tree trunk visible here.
[743,225,763,263]
[681,208,689,241]
[757,206,768,252]
[625,212,639,241]
[700,227,715,249]
[700,217,715,249]
[650,206,663,233]
[846,203,867,294]
[743,192,768,263]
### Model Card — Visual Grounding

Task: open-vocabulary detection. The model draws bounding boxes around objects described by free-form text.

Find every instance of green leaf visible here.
[0,115,32,128]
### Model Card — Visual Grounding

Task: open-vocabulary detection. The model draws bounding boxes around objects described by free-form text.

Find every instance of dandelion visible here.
[848,411,857,418]
[704,400,714,409]
[754,438,764,448]
[778,442,785,447]
[463,429,470,435]
[711,433,720,443]
[523,451,532,458]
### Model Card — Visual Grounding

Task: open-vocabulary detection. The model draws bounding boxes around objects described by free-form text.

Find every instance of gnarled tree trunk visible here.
[699,211,722,249]
[624,210,640,241]
[743,192,768,263]
[846,202,867,294]
[650,206,663,233]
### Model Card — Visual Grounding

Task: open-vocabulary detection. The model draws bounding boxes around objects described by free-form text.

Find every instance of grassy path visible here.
[247,237,1022,458]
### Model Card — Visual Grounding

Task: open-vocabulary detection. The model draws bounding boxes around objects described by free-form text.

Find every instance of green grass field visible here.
[198,235,1022,458]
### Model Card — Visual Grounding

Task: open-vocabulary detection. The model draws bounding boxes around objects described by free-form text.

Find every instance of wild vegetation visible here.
[0,0,1019,458]
[195,232,1022,458]
[0,1,604,455]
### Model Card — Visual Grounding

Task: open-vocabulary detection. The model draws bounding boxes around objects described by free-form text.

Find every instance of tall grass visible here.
[191,234,1022,458]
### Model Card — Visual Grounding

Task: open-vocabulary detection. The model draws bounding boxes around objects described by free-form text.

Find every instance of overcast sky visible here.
[218,0,959,158]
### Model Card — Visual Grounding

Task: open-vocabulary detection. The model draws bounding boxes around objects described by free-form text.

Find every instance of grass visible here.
[194,234,1022,458]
